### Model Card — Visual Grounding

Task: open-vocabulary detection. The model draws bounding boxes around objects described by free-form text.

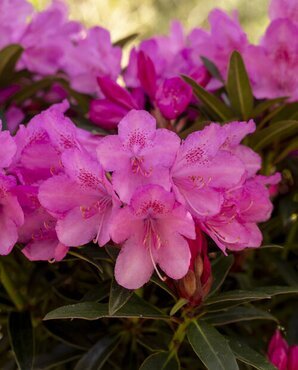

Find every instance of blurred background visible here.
[29,0,270,43]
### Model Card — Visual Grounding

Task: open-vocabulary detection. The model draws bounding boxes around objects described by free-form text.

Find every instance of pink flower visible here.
[63,26,122,94]
[188,9,248,85]
[268,330,298,370]
[10,101,82,184]
[0,0,33,49]
[97,110,180,203]
[110,184,195,289]
[0,174,24,255]
[19,0,82,75]
[270,0,298,25]
[0,121,17,168]
[244,19,298,101]
[39,148,119,247]
[171,122,245,219]
[15,185,68,262]
[201,174,281,252]
[89,77,143,130]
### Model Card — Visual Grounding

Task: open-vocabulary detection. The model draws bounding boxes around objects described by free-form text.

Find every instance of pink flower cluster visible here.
[268,330,298,370]
[0,101,279,289]
[0,0,121,94]
[89,0,298,129]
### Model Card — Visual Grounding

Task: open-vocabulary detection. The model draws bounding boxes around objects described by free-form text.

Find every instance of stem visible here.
[0,261,25,311]
[168,314,191,355]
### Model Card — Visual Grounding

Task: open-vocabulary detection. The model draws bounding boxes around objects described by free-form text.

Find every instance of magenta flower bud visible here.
[155,77,193,120]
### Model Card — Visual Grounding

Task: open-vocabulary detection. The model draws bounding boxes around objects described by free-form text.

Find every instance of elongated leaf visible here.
[204,306,277,326]
[227,51,253,120]
[109,277,133,315]
[200,56,224,83]
[44,294,168,321]
[170,298,188,316]
[208,255,234,297]
[68,250,103,273]
[140,351,180,370]
[0,44,23,86]
[253,286,298,297]
[74,336,119,370]
[34,344,82,370]
[182,75,234,121]
[150,275,177,299]
[8,311,35,370]
[204,290,270,306]
[11,78,56,104]
[228,338,276,370]
[252,97,287,118]
[113,33,139,47]
[270,102,298,123]
[187,321,238,370]
[251,120,298,151]
[274,137,298,163]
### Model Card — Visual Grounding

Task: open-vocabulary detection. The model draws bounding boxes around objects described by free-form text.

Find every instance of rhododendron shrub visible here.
[0,0,297,369]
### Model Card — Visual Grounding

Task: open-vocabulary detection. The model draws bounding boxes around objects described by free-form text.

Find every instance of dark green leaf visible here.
[44,294,168,321]
[74,336,119,370]
[109,277,133,315]
[34,344,82,370]
[254,286,298,297]
[187,321,238,370]
[11,78,57,105]
[226,51,253,120]
[204,290,270,306]
[252,97,287,118]
[270,102,298,123]
[139,351,180,370]
[150,275,177,299]
[228,338,276,370]
[208,255,235,297]
[200,56,224,83]
[113,33,139,47]
[8,311,35,370]
[0,44,23,86]
[204,306,277,326]
[250,120,298,151]
[68,249,103,273]
[274,137,298,163]
[182,75,234,121]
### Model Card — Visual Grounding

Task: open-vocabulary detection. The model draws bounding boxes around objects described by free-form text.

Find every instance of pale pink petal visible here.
[22,239,68,261]
[115,237,154,289]
[97,135,130,172]
[110,207,142,244]
[56,207,100,246]
[157,234,191,280]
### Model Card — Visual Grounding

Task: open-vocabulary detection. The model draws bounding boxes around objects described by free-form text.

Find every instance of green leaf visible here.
[204,306,277,326]
[226,51,253,120]
[109,277,133,315]
[182,75,234,121]
[170,298,188,316]
[254,285,298,297]
[8,311,35,370]
[113,33,139,47]
[274,137,298,163]
[228,338,276,370]
[34,344,82,370]
[74,336,119,370]
[200,56,224,83]
[0,44,23,86]
[187,321,238,370]
[204,290,270,306]
[68,249,103,273]
[150,275,177,299]
[251,97,287,118]
[270,102,298,123]
[250,120,298,151]
[44,294,168,321]
[208,255,235,297]
[139,351,180,370]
